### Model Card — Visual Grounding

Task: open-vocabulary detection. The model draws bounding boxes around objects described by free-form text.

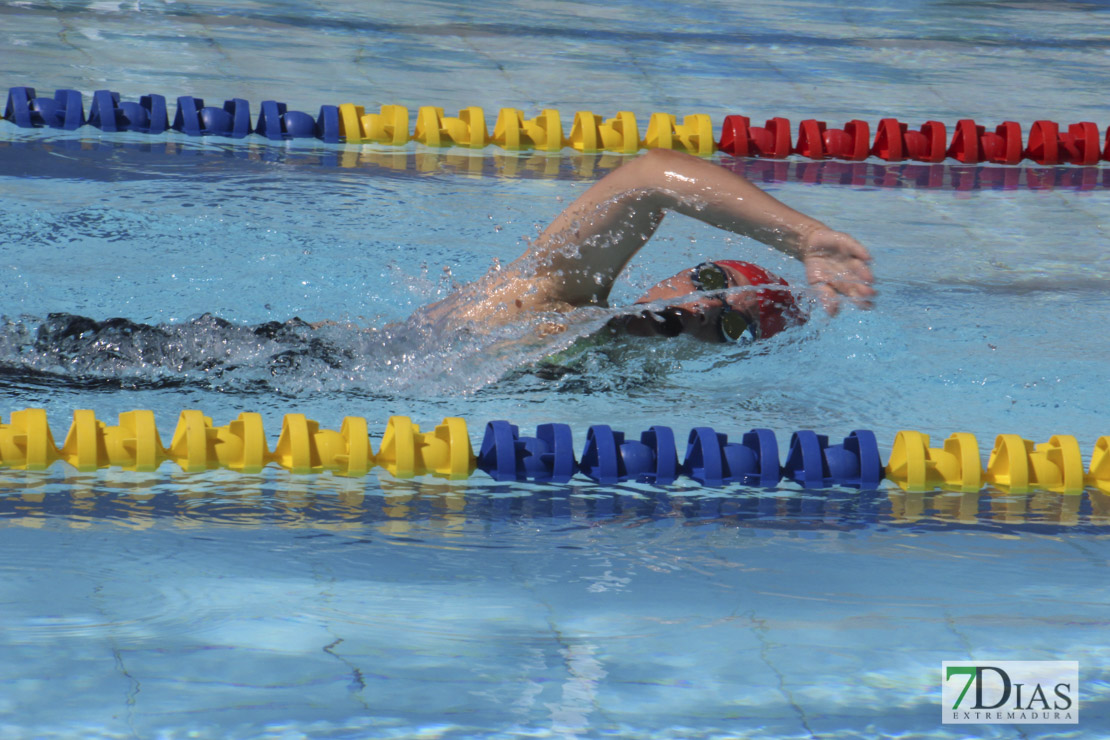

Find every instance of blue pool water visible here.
[2,1,1110,737]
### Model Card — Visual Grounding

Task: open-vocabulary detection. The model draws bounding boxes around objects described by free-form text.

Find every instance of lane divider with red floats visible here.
[5,86,1108,166]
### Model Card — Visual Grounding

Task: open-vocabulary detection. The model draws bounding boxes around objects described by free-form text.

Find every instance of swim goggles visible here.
[690,261,754,342]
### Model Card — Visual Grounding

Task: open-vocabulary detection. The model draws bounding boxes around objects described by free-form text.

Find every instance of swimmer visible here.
[419,148,874,342]
[6,150,874,391]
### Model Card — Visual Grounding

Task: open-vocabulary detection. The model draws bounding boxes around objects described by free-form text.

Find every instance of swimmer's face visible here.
[631,264,758,343]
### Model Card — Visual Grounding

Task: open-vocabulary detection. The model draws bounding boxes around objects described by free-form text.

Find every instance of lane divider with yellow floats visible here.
[0,409,1108,494]
[6,86,1110,165]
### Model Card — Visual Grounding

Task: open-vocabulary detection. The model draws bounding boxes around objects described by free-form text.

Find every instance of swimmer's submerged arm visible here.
[519,148,874,314]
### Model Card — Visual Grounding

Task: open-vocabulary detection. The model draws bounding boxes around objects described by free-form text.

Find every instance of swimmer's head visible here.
[618,260,805,342]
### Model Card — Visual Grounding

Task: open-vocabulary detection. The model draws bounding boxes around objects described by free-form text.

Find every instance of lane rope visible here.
[1,408,1107,493]
[5,86,1110,166]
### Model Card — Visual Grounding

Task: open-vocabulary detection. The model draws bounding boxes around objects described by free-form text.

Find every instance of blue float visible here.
[781,430,882,489]
[47,89,85,130]
[682,427,728,485]
[682,427,780,486]
[782,430,829,488]
[477,421,577,482]
[172,96,252,138]
[4,87,85,130]
[89,91,125,132]
[640,426,679,484]
[256,101,340,143]
[88,91,169,134]
[740,428,782,486]
[826,430,883,488]
[579,424,679,485]
[477,421,522,481]
[3,86,36,127]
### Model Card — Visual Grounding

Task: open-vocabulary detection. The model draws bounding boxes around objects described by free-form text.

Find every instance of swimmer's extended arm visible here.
[516,148,874,315]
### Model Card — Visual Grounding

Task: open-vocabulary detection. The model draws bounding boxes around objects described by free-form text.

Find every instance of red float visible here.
[718,115,792,158]
[1025,121,1060,164]
[794,119,870,161]
[984,122,1023,165]
[1061,122,1099,165]
[871,118,947,163]
[1026,121,1099,165]
[945,120,1023,165]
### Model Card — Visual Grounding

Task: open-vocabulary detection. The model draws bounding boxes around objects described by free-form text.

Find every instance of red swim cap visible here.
[713,260,806,339]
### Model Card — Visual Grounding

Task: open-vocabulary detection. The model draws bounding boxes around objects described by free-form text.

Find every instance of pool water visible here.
[2,1,1110,737]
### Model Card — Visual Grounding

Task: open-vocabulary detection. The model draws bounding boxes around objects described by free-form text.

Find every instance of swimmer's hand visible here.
[799,227,875,315]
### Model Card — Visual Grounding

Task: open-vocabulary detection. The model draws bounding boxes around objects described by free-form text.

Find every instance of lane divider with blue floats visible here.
[5,86,1110,166]
[0,409,1107,494]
